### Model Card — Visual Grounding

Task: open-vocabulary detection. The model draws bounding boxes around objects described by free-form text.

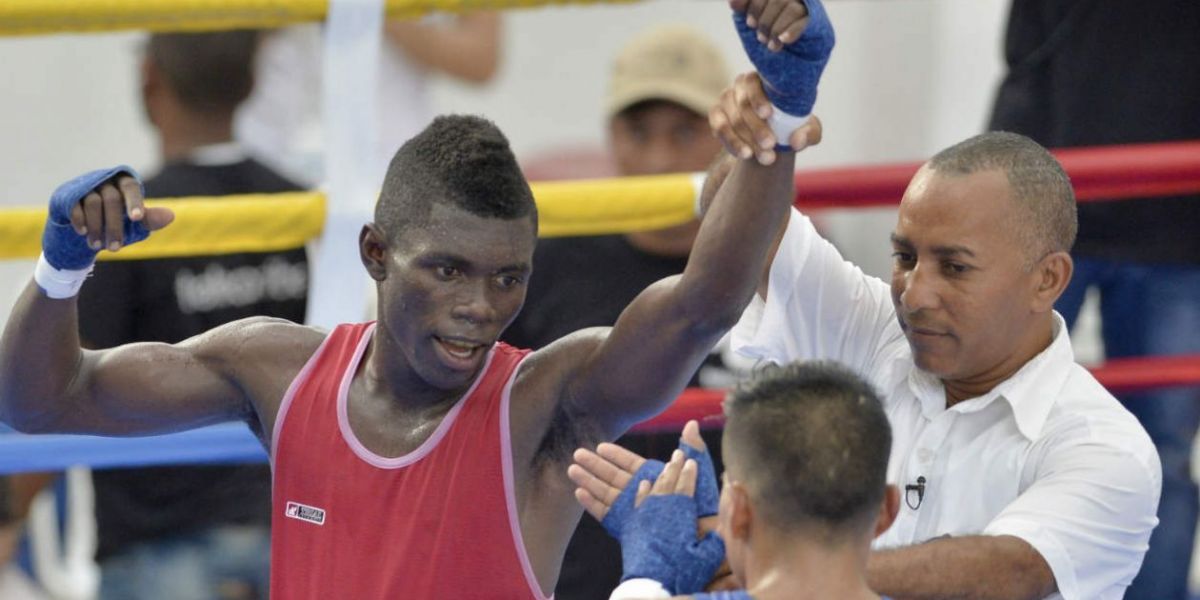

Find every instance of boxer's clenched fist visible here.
[730,0,810,52]
[68,175,173,252]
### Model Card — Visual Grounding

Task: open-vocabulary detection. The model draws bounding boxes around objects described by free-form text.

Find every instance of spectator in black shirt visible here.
[990,3,1200,597]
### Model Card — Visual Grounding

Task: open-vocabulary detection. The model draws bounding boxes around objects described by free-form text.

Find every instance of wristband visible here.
[768,112,810,153]
[34,253,94,299]
[609,578,671,600]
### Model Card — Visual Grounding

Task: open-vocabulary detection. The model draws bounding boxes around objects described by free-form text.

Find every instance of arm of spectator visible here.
[1,472,57,565]
[867,535,1055,600]
[384,13,502,83]
[0,521,17,567]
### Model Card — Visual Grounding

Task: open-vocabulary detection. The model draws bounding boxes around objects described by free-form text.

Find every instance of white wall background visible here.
[0,0,1012,323]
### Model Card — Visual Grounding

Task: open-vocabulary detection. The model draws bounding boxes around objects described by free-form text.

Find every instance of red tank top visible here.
[270,322,547,599]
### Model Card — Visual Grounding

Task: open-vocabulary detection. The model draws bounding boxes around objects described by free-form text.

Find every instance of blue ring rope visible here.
[0,423,266,474]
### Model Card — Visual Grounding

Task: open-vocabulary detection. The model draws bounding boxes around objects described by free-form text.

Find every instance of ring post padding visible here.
[305,0,384,329]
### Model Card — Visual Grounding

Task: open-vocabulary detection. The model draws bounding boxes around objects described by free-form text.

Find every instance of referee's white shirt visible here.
[731,208,1162,600]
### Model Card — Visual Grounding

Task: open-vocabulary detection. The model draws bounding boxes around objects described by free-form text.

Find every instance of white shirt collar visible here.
[185,142,249,167]
[907,312,1073,441]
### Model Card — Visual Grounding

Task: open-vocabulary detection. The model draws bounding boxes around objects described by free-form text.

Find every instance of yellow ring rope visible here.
[0,0,640,36]
[0,174,697,260]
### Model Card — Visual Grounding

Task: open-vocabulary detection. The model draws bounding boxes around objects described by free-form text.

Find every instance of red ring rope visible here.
[793,140,1200,210]
[632,357,1200,434]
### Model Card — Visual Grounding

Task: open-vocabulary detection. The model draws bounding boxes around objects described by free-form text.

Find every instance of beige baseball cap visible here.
[606,25,731,119]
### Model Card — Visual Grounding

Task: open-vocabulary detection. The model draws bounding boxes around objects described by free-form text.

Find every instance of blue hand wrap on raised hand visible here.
[42,165,147,270]
[601,459,664,538]
[619,494,726,595]
[734,0,834,117]
[734,0,834,151]
[680,441,719,518]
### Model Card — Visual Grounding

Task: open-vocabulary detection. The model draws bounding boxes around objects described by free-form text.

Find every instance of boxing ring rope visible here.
[4,350,1200,473]
[0,0,641,36]
[0,174,703,261]
[793,140,1200,210]
[1,141,1199,473]
[2,141,1199,261]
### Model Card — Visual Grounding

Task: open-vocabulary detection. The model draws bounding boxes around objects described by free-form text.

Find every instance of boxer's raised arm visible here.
[562,0,829,438]
[0,169,281,436]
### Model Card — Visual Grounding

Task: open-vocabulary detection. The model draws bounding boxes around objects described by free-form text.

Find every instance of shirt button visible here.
[917,448,933,462]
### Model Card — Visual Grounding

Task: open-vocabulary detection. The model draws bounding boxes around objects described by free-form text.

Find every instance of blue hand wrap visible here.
[734,0,834,118]
[619,494,727,595]
[601,459,664,538]
[692,591,753,600]
[680,441,719,518]
[42,166,147,270]
[734,0,834,152]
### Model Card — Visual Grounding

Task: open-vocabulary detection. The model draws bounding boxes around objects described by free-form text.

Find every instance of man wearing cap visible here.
[502,24,736,600]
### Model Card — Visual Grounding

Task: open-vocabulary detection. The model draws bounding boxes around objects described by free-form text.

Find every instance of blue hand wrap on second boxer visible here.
[734,0,835,149]
[680,441,719,518]
[42,165,147,270]
[692,590,754,600]
[601,459,665,538]
[619,494,727,595]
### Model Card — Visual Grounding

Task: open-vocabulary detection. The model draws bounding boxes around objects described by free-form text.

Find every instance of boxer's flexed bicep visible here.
[10,317,310,438]
[2,167,317,438]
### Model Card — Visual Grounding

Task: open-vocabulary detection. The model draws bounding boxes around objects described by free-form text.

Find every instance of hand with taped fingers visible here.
[69,174,174,253]
[37,166,177,299]
[569,439,659,535]
[635,449,698,507]
[617,447,726,594]
[570,422,734,594]
[569,420,719,531]
[709,71,823,166]
[730,0,811,53]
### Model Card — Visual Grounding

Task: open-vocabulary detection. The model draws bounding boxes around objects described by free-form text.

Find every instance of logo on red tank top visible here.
[284,501,326,526]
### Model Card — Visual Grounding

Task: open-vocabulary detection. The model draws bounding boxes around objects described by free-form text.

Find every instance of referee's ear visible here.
[1032,250,1073,313]
[874,485,901,539]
